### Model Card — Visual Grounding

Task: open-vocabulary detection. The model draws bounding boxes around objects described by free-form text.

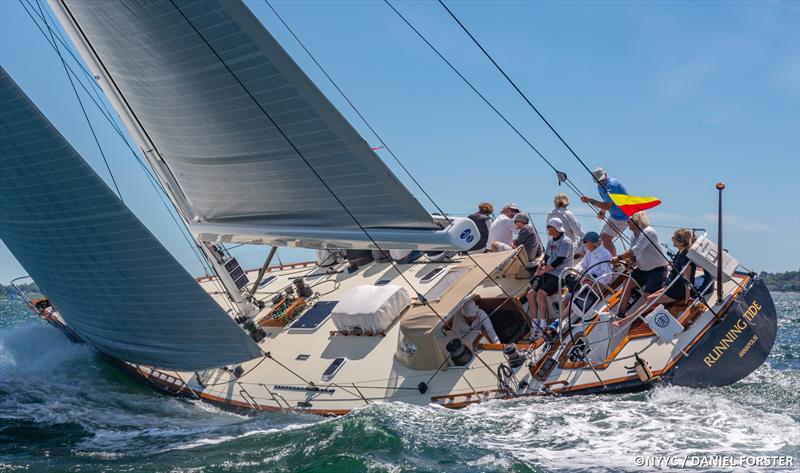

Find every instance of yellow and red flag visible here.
[608,193,661,217]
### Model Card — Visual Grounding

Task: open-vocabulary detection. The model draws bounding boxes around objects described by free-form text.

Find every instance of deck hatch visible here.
[424,268,469,301]
[420,267,445,283]
[289,301,338,331]
[258,275,277,288]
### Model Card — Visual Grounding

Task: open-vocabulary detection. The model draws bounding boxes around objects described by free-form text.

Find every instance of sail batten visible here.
[53,0,442,235]
[0,68,262,371]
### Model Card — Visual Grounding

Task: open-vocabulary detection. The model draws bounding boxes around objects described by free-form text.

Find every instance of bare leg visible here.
[601,233,617,257]
[536,289,549,323]
[617,277,635,316]
[526,289,537,326]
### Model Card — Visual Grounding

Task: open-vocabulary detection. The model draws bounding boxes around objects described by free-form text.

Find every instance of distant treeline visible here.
[0,282,40,299]
[760,271,800,292]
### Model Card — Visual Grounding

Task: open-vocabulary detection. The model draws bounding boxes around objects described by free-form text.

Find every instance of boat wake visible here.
[1,306,798,472]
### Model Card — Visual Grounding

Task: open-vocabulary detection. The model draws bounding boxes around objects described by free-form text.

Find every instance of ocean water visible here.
[1,293,798,473]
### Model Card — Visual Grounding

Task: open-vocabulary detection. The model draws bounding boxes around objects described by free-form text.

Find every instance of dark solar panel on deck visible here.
[289,301,339,331]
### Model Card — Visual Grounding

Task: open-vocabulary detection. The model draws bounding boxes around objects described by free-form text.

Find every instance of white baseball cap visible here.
[501,202,520,212]
[592,167,607,182]
[547,217,565,233]
[461,299,478,317]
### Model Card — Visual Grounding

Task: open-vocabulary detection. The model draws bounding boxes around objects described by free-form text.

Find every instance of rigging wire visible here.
[34,0,123,201]
[263,0,555,347]
[382,0,582,197]
[432,1,717,311]
[19,0,216,280]
[383,0,633,249]
[53,0,241,312]
[168,0,505,384]
[383,1,640,250]
[264,0,446,228]
[437,0,597,181]
[259,3,632,375]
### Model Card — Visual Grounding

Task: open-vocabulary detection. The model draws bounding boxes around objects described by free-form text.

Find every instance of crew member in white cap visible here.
[580,167,629,257]
[448,295,500,344]
[526,217,574,336]
[488,202,520,252]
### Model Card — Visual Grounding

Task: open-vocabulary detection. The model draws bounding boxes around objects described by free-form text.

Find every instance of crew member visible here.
[527,218,574,336]
[548,192,583,252]
[580,167,628,256]
[449,296,500,344]
[612,211,669,319]
[511,213,543,262]
[488,203,520,252]
[467,202,494,252]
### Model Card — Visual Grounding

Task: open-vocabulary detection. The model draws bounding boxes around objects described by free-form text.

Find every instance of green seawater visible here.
[1,294,798,472]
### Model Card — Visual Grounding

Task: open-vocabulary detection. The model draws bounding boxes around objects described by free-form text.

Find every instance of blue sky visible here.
[1,0,798,284]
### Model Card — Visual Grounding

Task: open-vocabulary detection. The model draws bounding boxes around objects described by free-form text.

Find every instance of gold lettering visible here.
[738,335,759,358]
[702,299,764,368]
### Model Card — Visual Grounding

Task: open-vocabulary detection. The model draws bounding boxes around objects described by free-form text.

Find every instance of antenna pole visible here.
[716,182,725,303]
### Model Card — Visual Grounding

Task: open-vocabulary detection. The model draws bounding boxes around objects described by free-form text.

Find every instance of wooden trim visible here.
[553,275,752,394]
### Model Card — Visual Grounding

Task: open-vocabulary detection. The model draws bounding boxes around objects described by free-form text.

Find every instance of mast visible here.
[48,0,258,316]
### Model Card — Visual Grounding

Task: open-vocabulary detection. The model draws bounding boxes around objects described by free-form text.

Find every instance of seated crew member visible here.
[547,192,584,254]
[616,228,696,325]
[580,167,629,257]
[488,203,520,252]
[578,231,613,287]
[612,211,669,319]
[448,295,500,344]
[562,231,613,317]
[511,213,543,262]
[526,218,573,336]
[467,202,494,252]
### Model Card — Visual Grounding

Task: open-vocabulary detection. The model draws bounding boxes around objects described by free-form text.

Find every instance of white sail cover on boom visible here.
[0,68,262,371]
[52,0,446,243]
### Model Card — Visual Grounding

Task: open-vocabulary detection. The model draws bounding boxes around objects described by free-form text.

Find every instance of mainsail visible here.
[0,68,262,371]
[50,0,476,250]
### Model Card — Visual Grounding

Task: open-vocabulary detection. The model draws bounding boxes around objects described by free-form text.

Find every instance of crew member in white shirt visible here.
[448,296,500,344]
[579,232,613,286]
[547,192,584,252]
[488,203,520,251]
[612,211,669,318]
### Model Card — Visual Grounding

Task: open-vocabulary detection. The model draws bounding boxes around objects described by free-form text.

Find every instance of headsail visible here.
[0,68,262,371]
[50,0,474,250]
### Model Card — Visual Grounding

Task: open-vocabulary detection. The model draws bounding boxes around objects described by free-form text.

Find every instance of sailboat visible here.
[0,0,778,415]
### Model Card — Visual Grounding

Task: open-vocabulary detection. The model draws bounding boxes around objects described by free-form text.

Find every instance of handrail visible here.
[237,383,261,412]
[8,276,37,311]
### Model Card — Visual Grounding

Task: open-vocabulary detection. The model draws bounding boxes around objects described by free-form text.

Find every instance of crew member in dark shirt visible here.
[511,213,543,262]
[467,202,493,252]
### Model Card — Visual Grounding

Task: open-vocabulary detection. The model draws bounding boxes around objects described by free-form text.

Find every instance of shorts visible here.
[632,266,668,294]
[600,218,628,237]
[664,277,690,301]
[532,273,561,295]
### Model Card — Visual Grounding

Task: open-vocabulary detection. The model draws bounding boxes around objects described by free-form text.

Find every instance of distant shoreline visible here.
[759,271,800,293]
